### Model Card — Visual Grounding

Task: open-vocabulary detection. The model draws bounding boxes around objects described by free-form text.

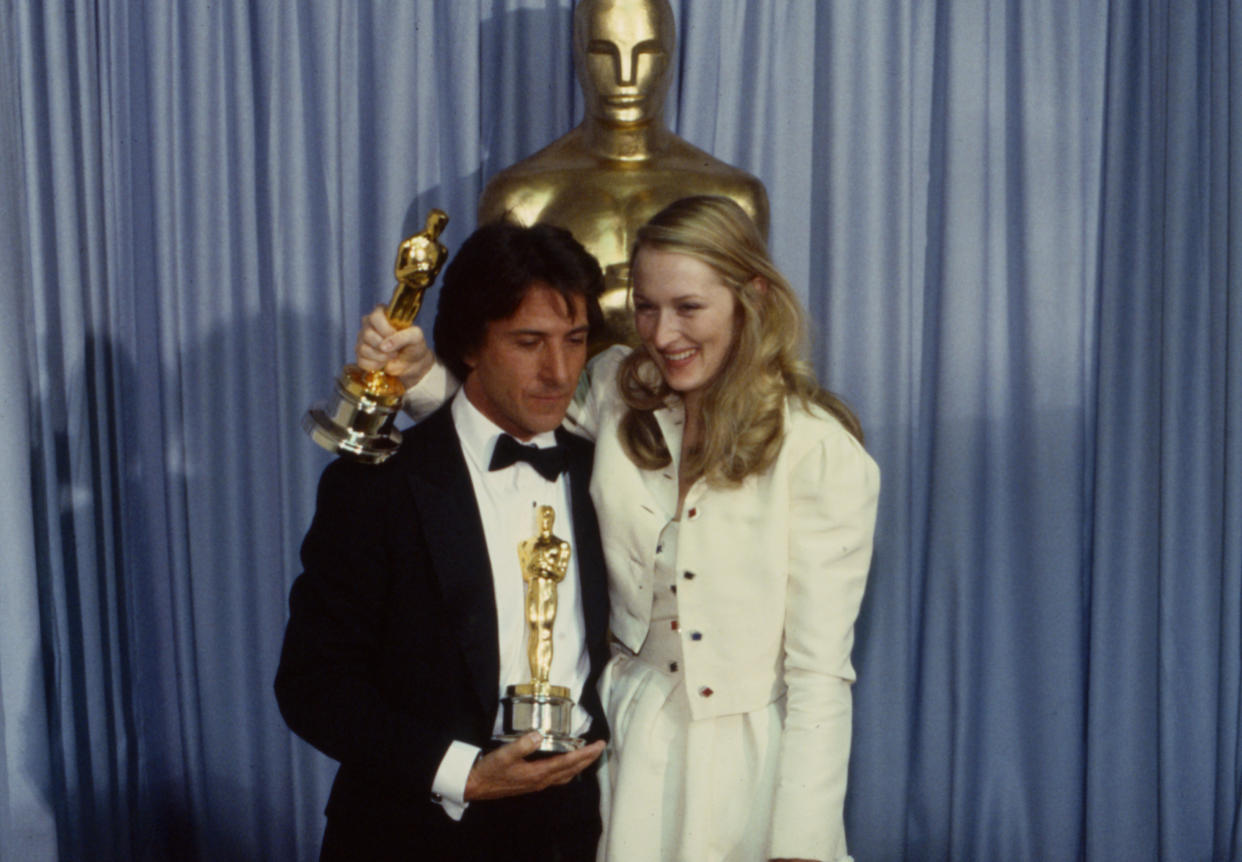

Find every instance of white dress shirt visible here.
[430,391,592,819]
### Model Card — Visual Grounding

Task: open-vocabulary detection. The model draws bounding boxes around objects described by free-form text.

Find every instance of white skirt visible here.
[596,646,784,862]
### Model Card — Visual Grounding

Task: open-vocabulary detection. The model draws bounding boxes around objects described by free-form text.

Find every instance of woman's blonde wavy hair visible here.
[617,195,863,486]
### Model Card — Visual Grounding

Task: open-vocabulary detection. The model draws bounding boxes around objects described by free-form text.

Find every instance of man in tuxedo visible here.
[275,221,610,861]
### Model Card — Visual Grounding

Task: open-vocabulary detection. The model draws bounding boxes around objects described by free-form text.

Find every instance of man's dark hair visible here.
[433,221,605,381]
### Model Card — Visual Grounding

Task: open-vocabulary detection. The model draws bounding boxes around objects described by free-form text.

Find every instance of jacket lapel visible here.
[406,406,500,719]
[648,401,685,518]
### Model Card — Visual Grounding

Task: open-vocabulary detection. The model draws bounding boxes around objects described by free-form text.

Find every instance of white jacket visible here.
[571,347,879,856]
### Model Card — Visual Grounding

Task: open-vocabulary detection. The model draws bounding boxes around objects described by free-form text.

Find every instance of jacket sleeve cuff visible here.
[401,360,459,421]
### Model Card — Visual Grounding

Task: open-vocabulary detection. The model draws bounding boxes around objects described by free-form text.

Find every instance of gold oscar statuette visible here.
[303,209,449,463]
[495,505,585,754]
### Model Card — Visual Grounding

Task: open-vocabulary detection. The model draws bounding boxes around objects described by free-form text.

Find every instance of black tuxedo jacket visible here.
[275,404,610,856]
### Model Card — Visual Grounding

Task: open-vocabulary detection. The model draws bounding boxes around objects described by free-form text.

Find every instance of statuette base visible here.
[495,688,583,754]
[303,371,402,464]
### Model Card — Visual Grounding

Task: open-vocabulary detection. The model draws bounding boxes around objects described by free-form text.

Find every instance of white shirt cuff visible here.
[430,740,480,821]
[401,360,459,420]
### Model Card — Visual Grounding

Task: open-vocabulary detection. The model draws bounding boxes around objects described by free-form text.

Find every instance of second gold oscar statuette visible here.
[495,505,585,754]
[303,209,449,463]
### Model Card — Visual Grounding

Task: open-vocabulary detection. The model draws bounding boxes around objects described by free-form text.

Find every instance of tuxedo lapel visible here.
[557,427,608,644]
[406,406,500,719]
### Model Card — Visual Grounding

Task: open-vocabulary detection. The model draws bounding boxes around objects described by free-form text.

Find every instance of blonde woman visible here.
[357,196,880,862]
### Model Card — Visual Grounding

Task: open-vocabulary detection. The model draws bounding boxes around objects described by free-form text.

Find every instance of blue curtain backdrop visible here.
[1,1,1238,860]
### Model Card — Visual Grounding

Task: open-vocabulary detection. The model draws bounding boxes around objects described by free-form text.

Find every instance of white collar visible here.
[450,390,560,476]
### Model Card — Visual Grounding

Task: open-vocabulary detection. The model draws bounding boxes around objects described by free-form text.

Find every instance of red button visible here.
[699,686,714,698]
[670,620,679,630]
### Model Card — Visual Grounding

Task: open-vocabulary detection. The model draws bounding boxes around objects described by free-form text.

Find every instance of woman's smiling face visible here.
[631,247,738,405]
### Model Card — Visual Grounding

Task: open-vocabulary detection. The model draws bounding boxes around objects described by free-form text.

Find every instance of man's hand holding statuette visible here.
[463,733,605,802]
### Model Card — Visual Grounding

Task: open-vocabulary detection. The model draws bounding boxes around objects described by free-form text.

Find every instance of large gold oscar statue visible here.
[479,0,769,346]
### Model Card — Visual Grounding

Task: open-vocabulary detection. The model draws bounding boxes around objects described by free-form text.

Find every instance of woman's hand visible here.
[354,304,434,390]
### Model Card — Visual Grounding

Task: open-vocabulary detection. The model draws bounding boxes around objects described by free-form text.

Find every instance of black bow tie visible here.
[488,434,567,481]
